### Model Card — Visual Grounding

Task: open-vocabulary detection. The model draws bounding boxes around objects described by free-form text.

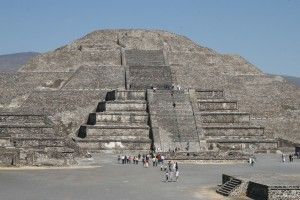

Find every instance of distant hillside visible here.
[281,75,300,87]
[0,52,40,72]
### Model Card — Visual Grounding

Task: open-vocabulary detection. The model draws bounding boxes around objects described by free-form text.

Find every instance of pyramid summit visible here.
[0,29,299,166]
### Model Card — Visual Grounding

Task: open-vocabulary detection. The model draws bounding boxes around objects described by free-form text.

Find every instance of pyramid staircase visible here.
[195,90,277,151]
[216,177,242,196]
[75,90,152,152]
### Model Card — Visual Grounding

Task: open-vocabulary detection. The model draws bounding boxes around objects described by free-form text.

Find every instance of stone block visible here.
[103,101,147,112]
[200,112,250,123]
[93,112,148,124]
[198,100,237,111]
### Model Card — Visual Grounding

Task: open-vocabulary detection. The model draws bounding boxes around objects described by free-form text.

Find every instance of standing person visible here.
[133,156,136,164]
[117,155,121,164]
[121,155,125,164]
[175,170,179,182]
[155,157,158,166]
[168,161,172,171]
[138,153,141,160]
[172,162,176,172]
[282,154,286,162]
[175,162,178,171]
[165,170,169,182]
[135,156,139,165]
[161,155,165,164]
[250,158,255,166]
[152,157,156,167]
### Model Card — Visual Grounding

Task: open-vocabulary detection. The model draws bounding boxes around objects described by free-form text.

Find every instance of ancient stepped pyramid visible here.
[0,29,299,166]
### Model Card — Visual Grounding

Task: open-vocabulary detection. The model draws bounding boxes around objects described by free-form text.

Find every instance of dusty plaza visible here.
[0,29,299,199]
[0,153,300,200]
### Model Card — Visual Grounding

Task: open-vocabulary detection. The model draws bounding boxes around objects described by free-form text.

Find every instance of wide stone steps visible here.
[88,112,148,125]
[76,137,151,143]
[199,112,250,123]
[196,90,224,100]
[113,90,146,101]
[76,89,152,152]
[216,178,241,196]
[202,125,265,137]
[0,114,48,126]
[98,101,147,112]
[197,99,238,111]
[12,137,66,148]
[76,139,151,151]
[207,138,277,143]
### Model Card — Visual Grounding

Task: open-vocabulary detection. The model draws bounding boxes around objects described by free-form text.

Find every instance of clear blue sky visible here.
[0,0,299,76]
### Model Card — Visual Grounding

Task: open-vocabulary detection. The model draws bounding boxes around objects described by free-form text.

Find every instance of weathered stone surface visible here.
[0,29,299,165]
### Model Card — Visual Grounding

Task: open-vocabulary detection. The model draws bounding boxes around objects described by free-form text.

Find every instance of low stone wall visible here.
[247,182,300,200]
[269,186,300,200]
[161,151,250,161]
[0,147,20,166]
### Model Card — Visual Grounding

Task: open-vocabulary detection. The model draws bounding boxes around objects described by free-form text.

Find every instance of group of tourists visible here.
[281,153,296,162]
[163,160,179,182]
[117,153,180,182]
[117,153,166,166]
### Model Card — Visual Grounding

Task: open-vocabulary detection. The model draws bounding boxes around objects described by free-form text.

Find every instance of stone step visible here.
[114,90,146,101]
[202,126,265,137]
[98,101,147,112]
[216,189,230,196]
[216,179,242,197]
[12,137,65,148]
[197,100,238,111]
[88,112,148,125]
[78,125,150,138]
[76,139,152,151]
[0,114,48,126]
[196,90,224,100]
[0,124,52,128]
[199,112,250,123]
[76,137,151,143]
[207,138,277,143]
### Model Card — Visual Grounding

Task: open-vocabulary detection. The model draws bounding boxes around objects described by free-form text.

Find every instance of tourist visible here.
[121,155,125,164]
[155,157,158,166]
[129,155,133,164]
[165,170,169,182]
[169,170,174,182]
[282,154,286,162]
[135,156,139,165]
[250,158,255,166]
[161,155,165,164]
[175,162,178,171]
[289,154,293,162]
[133,156,136,164]
[152,157,156,166]
[175,170,179,182]
[168,161,172,171]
